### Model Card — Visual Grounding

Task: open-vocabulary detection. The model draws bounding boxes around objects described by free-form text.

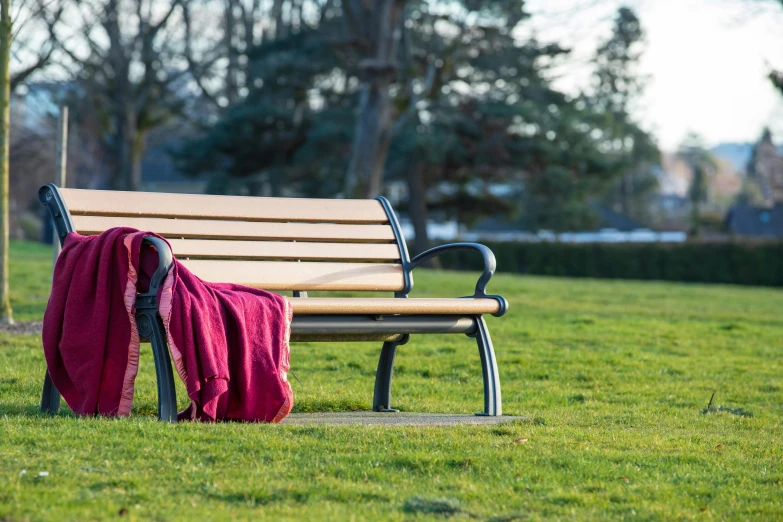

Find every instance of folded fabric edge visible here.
[272,296,295,423]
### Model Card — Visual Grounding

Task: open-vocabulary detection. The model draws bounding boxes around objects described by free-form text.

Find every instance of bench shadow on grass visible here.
[0,402,76,418]
[0,402,164,420]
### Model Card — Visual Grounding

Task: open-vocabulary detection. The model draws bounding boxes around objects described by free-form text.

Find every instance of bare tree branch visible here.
[182,1,222,108]
[149,0,182,39]
[11,0,54,38]
[9,0,63,88]
[9,46,53,88]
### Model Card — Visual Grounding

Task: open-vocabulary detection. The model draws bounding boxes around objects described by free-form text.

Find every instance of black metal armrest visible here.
[407,243,508,317]
[137,236,174,304]
[136,236,178,422]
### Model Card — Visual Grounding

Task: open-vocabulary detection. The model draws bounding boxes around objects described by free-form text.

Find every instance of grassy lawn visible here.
[1,241,782,521]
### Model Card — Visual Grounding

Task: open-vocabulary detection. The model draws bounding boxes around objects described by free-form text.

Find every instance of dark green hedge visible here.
[431,241,783,287]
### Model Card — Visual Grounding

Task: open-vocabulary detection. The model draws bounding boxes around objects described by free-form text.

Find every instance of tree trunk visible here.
[408,166,427,249]
[343,0,406,199]
[0,1,13,324]
[620,174,630,216]
[272,0,285,40]
[690,199,701,238]
[344,85,392,198]
[130,133,146,192]
[112,103,138,191]
[269,171,282,197]
[225,0,239,103]
[407,165,440,268]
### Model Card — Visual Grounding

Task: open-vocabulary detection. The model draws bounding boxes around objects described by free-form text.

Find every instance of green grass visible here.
[1,240,782,521]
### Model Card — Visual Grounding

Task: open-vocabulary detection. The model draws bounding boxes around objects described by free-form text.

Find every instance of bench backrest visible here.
[51,188,408,293]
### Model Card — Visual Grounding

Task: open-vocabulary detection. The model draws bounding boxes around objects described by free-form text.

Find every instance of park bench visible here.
[38,184,508,422]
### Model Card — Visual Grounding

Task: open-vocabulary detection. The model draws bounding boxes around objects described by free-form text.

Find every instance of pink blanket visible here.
[42,228,293,422]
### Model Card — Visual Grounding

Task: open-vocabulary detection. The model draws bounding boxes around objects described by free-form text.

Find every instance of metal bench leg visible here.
[372,335,409,412]
[41,370,61,414]
[469,316,502,416]
[136,310,178,422]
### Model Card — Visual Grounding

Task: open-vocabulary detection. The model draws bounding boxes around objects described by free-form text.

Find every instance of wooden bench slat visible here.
[289,333,405,342]
[60,188,388,224]
[72,215,396,243]
[179,259,405,292]
[167,239,400,261]
[289,298,500,315]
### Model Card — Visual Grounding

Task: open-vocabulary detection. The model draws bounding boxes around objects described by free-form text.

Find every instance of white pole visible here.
[52,106,68,272]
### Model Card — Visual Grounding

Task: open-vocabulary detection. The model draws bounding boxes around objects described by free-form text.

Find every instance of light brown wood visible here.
[179,259,405,292]
[289,334,405,342]
[288,298,500,315]
[60,188,388,224]
[72,215,396,243]
[167,239,400,261]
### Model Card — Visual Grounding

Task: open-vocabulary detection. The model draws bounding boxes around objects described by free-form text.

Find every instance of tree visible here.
[771,69,783,96]
[179,0,624,246]
[589,6,660,222]
[57,0,186,191]
[678,133,717,237]
[341,0,407,198]
[745,0,783,95]
[9,0,62,88]
[0,0,65,324]
[769,0,783,96]
[1,0,13,323]
[176,2,351,197]
[387,1,535,251]
[386,2,628,245]
[180,0,425,200]
[182,0,284,111]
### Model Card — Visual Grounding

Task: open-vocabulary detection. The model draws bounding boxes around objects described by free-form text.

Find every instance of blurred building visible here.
[725,206,783,238]
[406,205,687,244]
[725,129,783,238]
[749,129,783,207]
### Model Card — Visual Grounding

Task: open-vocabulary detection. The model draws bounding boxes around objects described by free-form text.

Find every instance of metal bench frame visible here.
[39,184,508,421]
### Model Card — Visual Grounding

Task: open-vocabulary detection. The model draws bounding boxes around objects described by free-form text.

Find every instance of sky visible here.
[523,0,783,150]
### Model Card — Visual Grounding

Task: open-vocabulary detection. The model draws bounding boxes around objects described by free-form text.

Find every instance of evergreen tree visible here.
[175,9,352,196]
[771,70,783,97]
[389,1,620,239]
[769,0,783,96]
[678,132,717,237]
[178,0,628,241]
[589,6,660,223]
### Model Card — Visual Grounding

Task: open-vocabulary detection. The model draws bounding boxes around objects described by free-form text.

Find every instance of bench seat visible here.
[289,297,501,316]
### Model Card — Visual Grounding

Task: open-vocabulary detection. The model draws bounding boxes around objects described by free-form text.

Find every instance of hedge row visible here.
[432,241,783,287]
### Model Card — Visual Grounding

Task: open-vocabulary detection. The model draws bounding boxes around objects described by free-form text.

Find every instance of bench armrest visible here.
[407,243,508,317]
[141,236,174,299]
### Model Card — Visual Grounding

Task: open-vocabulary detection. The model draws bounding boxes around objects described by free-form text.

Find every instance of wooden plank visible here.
[72,215,396,243]
[179,260,405,292]
[289,298,500,316]
[289,334,404,342]
[167,239,400,261]
[60,188,388,224]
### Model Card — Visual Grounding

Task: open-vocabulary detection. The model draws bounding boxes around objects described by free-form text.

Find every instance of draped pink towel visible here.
[42,227,294,422]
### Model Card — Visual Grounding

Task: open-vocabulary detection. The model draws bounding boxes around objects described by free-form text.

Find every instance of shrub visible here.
[431,241,783,287]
